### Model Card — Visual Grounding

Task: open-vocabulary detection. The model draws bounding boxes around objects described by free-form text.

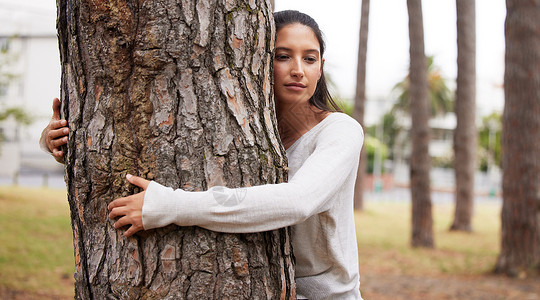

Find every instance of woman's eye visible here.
[275,54,289,60]
[304,57,317,63]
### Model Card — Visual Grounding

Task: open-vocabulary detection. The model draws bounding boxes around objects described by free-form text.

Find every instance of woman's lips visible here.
[285,82,306,91]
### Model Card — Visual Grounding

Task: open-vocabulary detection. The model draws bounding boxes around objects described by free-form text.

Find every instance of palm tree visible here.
[407,0,434,248]
[495,0,540,278]
[388,56,454,167]
[450,0,476,232]
[353,0,370,211]
[392,56,454,117]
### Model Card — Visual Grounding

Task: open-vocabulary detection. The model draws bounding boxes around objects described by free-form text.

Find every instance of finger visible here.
[52,98,61,120]
[124,225,143,237]
[47,128,69,142]
[126,174,150,190]
[54,154,65,164]
[108,206,127,220]
[49,119,68,131]
[113,215,132,229]
[56,136,68,148]
[108,196,130,211]
[49,137,68,150]
[52,148,63,158]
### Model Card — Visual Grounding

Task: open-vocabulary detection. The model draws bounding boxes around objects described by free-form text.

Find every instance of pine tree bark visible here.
[495,0,540,278]
[407,0,434,248]
[353,0,370,211]
[451,0,476,232]
[57,0,296,298]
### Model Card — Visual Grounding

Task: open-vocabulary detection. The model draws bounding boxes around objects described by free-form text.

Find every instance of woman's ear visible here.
[319,58,325,79]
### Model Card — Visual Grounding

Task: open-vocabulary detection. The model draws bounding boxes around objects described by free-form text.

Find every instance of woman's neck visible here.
[277,102,330,149]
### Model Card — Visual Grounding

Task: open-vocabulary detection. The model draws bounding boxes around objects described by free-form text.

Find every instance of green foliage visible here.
[367,112,404,161]
[364,135,388,174]
[477,112,502,171]
[0,106,32,125]
[336,99,353,116]
[432,151,454,168]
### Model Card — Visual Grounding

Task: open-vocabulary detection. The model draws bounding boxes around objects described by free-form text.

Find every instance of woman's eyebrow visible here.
[304,49,320,55]
[275,47,292,52]
[274,47,320,55]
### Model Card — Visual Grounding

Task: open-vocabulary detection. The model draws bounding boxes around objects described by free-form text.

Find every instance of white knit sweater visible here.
[142,112,364,299]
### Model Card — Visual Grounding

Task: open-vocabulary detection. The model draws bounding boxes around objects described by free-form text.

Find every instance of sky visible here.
[1,0,507,124]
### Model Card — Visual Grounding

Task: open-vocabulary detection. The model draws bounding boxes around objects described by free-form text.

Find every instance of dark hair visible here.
[273,10,342,113]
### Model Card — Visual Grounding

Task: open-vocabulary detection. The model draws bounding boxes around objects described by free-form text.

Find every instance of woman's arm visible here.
[39,98,69,164]
[109,117,363,236]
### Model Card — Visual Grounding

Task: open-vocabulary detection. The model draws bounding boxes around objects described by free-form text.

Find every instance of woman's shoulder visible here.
[320,112,364,136]
[326,112,361,123]
[289,112,364,152]
[303,112,364,152]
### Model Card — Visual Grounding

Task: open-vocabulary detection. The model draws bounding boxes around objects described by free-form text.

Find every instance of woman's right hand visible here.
[39,98,69,164]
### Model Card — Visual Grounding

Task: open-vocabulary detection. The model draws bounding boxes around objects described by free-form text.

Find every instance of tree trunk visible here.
[353,0,370,211]
[495,0,540,278]
[57,0,296,298]
[451,0,476,232]
[407,0,434,248]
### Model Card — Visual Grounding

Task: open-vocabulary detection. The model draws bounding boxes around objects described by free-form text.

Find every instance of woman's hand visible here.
[39,98,69,164]
[108,174,151,237]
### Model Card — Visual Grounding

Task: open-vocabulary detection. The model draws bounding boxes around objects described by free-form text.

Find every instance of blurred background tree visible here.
[352,0,370,210]
[450,0,476,233]
[407,0,434,248]
[496,0,540,277]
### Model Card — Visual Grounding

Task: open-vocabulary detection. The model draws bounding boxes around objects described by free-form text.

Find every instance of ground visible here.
[2,186,539,299]
[1,270,539,299]
[362,270,540,300]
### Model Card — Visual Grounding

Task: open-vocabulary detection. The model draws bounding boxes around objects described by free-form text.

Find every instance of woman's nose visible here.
[290,59,304,77]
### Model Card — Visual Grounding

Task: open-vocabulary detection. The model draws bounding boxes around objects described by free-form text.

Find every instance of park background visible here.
[0,0,505,186]
[1,0,538,299]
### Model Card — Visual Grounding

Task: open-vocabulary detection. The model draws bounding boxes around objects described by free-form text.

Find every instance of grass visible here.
[0,185,502,297]
[356,198,501,277]
[0,186,74,297]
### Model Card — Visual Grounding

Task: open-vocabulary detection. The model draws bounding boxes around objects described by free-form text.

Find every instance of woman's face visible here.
[273,23,324,108]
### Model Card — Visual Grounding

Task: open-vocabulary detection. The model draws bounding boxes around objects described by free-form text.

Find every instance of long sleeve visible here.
[142,115,363,233]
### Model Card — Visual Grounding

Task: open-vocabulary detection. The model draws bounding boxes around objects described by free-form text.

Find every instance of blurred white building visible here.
[0,0,63,180]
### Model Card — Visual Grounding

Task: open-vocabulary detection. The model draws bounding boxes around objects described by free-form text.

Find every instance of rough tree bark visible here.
[353,0,370,211]
[450,0,476,232]
[495,0,540,278]
[406,0,434,248]
[57,0,296,298]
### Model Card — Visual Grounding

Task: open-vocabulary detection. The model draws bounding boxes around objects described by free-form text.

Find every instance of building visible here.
[0,0,63,182]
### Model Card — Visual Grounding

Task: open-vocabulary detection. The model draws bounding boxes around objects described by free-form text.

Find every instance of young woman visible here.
[42,10,364,300]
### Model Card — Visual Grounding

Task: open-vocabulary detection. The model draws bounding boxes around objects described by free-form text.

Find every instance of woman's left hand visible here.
[108,174,150,237]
